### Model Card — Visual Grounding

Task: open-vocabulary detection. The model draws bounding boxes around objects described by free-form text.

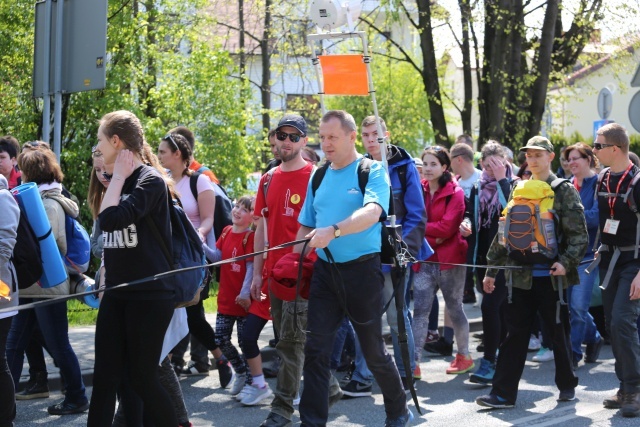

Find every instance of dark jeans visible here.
[601,261,640,393]
[87,293,176,427]
[6,298,87,404]
[476,268,507,363]
[0,317,15,427]
[491,277,577,403]
[25,325,48,377]
[300,257,406,426]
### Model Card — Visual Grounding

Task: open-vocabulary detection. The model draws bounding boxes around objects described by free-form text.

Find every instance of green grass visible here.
[67,283,220,327]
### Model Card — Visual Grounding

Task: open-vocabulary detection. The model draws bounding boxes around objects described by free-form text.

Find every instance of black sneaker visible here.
[263,356,281,378]
[47,399,90,415]
[558,388,575,401]
[268,338,279,348]
[340,361,355,386]
[584,337,603,363]
[341,379,372,398]
[216,359,235,388]
[260,411,292,427]
[179,361,209,376]
[476,394,514,409]
[16,373,49,400]
[423,337,453,357]
[621,392,640,418]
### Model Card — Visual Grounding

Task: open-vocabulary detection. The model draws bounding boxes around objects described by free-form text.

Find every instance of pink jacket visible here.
[423,178,467,271]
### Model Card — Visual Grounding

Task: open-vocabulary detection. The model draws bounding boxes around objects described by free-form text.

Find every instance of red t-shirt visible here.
[251,163,313,318]
[216,226,255,317]
[8,168,21,190]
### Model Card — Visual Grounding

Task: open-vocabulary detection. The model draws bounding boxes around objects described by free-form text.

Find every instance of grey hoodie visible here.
[21,186,80,298]
[0,175,19,317]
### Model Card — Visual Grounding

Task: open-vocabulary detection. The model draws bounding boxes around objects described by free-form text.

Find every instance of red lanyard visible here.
[605,162,634,218]
[573,177,581,192]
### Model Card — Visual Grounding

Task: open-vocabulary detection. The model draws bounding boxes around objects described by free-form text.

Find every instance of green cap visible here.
[520,136,553,153]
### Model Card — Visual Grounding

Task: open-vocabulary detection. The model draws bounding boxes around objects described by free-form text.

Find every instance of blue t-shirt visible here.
[298,157,390,263]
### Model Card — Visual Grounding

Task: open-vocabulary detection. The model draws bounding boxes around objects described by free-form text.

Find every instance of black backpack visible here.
[189,172,233,240]
[13,210,44,289]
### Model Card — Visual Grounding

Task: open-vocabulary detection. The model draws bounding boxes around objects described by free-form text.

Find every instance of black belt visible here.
[325,252,379,266]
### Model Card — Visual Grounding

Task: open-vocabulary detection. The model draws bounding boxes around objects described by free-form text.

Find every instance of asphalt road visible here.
[14,334,636,426]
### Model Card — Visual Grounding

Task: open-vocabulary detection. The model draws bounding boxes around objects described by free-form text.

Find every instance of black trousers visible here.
[300,256,405,426]
[87,293,176,427]
[491,277,577,403]
[476,268,507,363]
[0,317,15,427]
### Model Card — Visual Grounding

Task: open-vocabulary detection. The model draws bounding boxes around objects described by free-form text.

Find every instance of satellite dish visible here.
[632,62,640,88]
[597,87,613,120]
[629,91,640,132]
[309,0,363,31]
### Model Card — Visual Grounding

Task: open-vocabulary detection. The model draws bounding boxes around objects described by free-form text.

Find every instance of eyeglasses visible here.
[276,131,302,143]
[593,142,616,150]
[567,156,584,162]
[23,141,43,150]
[425,145,445,151]
[164,134,179,151]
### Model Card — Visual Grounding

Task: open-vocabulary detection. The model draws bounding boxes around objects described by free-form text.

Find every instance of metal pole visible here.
[41,0,52,143]
[308,38,326,115]
[53,0,64,161]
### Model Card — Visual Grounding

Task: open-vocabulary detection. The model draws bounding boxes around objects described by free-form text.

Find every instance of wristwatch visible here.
[332,224,341,238]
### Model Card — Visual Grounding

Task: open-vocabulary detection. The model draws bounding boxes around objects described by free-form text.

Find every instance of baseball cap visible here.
[276,114,308,136]
[413,157,423,167]
[520,136,553,153]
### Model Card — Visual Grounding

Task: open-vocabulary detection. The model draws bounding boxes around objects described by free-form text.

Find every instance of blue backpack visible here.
[64,215,91,274]
[147,192,207,307]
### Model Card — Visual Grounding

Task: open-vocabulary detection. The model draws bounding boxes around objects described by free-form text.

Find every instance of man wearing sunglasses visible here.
[252,114,335,426]
[592,123,640,417]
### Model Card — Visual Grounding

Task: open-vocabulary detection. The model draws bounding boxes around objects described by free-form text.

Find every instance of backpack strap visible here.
[262,167,277,200]
[311,162,331,197]
[189,172,202,202]
[626,170,640,258]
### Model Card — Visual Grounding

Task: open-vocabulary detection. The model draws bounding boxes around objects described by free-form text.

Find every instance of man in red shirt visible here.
[251,115,341,426]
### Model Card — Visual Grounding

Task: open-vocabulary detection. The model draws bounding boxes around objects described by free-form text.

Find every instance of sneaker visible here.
[469,358,495,385]
[425,331,440,344]
[413,364,422,380]
[603,389,623,409]
[216,359,235,388]
[230,372,247,396]
[446,354,475,374]
[179,360,210,376]
[339,361,355,386]
[528,335,541,352]
[293,393,301,406]
[532,347,554,362]
[584,337,603,363]
[47,399,90,415]
[260,411,292,427]
[558,388,576,401]
[235,384,253,401]
[263,356,281,378]
[621,392,640,418]
[476,394,514,409]
[341,379,372,398]
[16,372,50,400]
[268,338,278,348]
[423,337,453,357]
[384,407,414,427]
[241,384,273,406]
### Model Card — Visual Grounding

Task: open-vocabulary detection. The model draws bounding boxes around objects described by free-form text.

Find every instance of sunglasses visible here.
[593,142,616,150]
[522,170,532,177]
[164,134,179,151]
[276,131,302,143]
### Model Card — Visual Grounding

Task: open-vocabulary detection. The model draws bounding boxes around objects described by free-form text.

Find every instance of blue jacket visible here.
[576,174,599,257]
[367,145,432,262]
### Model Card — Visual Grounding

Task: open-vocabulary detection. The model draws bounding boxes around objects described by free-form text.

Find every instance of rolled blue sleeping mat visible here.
[11,182,67,288]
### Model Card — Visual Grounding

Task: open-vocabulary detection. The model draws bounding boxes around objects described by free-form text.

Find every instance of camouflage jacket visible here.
[485,173,588,290]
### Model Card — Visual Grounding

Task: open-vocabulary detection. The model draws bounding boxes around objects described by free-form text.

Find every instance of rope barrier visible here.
[0,236,596,316]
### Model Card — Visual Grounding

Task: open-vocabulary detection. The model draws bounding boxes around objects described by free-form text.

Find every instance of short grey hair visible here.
[322,110,357,134]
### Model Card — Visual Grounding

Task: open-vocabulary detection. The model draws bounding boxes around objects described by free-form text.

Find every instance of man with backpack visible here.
[592,123,640,417]
[297,110,412,426]
[341,116,428,396]
[476,136,588,409]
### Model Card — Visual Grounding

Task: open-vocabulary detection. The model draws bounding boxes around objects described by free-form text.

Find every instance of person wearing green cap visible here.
[476,135,588,409]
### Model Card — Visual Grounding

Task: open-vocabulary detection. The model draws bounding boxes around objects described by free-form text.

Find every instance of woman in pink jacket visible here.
[412,146,473,375]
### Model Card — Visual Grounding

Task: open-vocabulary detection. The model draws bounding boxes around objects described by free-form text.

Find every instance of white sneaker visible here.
[235,384,253,401]
[240,384,273,406]
[528,335,541,351]
[532,347,554,362]
[230,372,247,396]
[293,392,301,406]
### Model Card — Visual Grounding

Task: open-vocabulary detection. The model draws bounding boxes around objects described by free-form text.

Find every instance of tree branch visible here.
[216,22,261,44]
[399,1,419,29]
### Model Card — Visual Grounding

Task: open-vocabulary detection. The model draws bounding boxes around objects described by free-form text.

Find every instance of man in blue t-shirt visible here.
[296,110,413,426]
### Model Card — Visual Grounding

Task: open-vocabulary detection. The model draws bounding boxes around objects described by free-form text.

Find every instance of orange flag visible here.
[0,279,11,301]
[319,55,369,96]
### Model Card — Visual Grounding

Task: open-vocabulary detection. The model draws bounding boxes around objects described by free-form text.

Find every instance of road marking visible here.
[509,402,608,426]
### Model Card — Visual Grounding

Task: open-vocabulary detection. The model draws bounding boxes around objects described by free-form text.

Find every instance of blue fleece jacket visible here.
[575,174,599,257]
